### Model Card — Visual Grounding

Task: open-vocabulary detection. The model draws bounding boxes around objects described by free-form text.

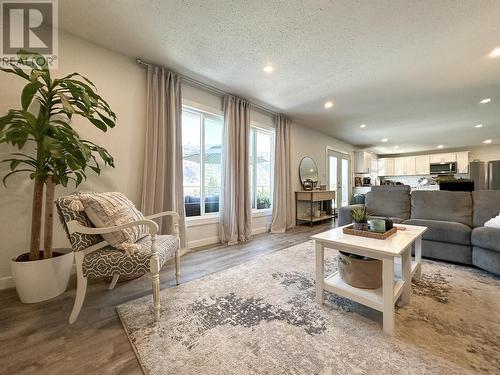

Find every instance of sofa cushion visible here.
[404,218,471,245]
[365,188,411,220]
[471,227,500,253]
[410,191,472,226]
[472,190,500,228]
[420,240,472,265]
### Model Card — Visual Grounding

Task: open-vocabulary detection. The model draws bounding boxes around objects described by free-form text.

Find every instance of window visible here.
[250,125,274,210]
[182,107,223,217]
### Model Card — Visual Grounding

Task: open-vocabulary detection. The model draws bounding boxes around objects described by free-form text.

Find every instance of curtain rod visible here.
[136,58,278,117]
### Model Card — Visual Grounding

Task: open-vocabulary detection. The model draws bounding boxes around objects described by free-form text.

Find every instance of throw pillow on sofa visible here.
[75,192,149,254]
[484,213,500,229]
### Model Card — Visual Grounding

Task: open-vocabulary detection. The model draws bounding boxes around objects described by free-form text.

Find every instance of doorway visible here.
[327,149,351,214]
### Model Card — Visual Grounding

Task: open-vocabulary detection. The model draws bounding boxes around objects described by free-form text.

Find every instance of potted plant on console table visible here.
[1,52,115,303]
[338,207,382,289]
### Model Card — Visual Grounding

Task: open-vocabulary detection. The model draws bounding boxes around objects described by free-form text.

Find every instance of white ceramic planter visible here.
[10,249,74,303]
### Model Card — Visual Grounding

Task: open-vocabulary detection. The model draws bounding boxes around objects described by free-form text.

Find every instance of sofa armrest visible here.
[338,204,365,226]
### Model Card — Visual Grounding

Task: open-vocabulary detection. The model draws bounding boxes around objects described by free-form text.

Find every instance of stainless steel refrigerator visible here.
[488,161,500,190]
[470,161,488,190]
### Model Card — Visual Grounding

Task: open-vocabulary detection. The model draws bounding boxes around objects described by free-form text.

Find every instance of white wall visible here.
[290,122,355,217]
[469,144,500,162]
[0,31,147,288]
[290,122,354,192]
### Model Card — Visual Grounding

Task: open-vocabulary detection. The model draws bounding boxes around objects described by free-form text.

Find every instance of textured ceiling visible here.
[58,0,500,154]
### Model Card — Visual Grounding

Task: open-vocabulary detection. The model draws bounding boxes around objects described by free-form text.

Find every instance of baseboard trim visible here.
[252,226,269,235]
[188,236,220,249]
[0,276,14,290]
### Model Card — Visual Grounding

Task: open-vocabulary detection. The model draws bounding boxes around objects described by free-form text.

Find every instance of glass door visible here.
[328,150,351,213]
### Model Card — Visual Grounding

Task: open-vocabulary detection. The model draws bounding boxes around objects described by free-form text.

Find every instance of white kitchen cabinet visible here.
[378,158,395,176]
[404,156,416,175]
[415,155,430,174]
[429,154,443,163]
[393,156,415,176]
[442,153,456,163]
[394,157,405,176]
[430,153,456,164]
[354,151,372,174]
[456,151,469,174]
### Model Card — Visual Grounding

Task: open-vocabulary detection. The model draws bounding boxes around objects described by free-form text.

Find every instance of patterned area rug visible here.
[117,241,500,374]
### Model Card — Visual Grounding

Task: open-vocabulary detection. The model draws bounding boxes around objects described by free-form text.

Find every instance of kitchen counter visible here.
[410,185,440,191]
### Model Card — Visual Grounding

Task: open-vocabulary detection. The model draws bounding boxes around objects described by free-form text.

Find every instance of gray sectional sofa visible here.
[339,186,500,275]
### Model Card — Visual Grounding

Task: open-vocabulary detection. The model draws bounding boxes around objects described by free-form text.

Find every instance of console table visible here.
[295,190,335,226]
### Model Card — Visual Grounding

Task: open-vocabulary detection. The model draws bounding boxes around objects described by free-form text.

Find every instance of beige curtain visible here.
[141,65,186,248]
[271,115,295,233]
[219,95,252,244]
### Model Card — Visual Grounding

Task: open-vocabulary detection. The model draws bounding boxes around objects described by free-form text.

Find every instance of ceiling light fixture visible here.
[475,124,483,128]
[263,64,274,73]
[489,47,500,58]
[479,98,492,104]
[394,145,399,149]
[381,138,388,143]
[324,101,333,109]
[360,124,367,128]
[483,139,493,144]
[437,145,444,149]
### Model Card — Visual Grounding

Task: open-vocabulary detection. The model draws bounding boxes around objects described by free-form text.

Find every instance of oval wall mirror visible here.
[299,156,319,190]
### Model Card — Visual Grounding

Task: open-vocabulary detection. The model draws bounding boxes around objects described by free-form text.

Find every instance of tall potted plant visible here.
[1,52,115,303]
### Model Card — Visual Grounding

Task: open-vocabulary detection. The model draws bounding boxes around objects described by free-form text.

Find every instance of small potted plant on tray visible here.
[351,207,370,231]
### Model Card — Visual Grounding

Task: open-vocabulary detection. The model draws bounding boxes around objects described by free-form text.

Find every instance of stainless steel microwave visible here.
[430,162,457,174]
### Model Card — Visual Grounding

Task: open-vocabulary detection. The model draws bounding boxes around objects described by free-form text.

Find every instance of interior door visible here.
[328,150,351,212]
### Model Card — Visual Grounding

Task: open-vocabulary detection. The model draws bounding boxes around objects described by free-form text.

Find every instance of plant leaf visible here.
[21,81,43,110]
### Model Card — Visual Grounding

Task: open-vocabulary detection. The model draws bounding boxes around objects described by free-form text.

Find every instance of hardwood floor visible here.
[0,221,335,375]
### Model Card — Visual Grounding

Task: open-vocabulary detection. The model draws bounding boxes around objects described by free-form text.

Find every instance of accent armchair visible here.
[56,194,181,324]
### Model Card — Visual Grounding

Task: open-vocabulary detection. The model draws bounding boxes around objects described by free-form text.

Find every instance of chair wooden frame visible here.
[66,211,181,324]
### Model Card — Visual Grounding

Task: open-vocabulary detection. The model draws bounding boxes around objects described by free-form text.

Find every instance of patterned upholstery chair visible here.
[56,194,181,324]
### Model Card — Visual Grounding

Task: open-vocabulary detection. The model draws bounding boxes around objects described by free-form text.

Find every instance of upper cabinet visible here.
[415,155,430,174]
[429,153,456,164]
[378,151,469,177]
[456,151,469,173]
[354,151,373,174]
[378,158,394,176]
[393,156,416,176]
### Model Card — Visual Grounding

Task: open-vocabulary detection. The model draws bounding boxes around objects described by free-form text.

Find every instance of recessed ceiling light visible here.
[489,47,500,58]
[483,139,493,144]
[479,98,492,104]
[437,145,444,149]
[324,101,333,109]
[475,124,483,128]
[394,145,399,149]
[360,124,367,128]
[381,138,388,143]
[263,64,274,73]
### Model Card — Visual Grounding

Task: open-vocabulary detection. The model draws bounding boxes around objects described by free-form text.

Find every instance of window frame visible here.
[250,121,275,212]
[182,105,224,218]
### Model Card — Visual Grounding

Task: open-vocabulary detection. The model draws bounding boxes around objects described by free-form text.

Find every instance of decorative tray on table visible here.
[343,225,398,240]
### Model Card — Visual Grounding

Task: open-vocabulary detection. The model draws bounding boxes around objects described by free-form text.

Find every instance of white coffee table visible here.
[311,224,427,335]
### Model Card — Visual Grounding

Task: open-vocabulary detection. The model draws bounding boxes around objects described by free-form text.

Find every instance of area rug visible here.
[117,241,500,374]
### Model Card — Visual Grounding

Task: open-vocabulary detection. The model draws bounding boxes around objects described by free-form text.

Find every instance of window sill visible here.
[252,208,272,217]
[185,209,272,227]
[186,214,219,227]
